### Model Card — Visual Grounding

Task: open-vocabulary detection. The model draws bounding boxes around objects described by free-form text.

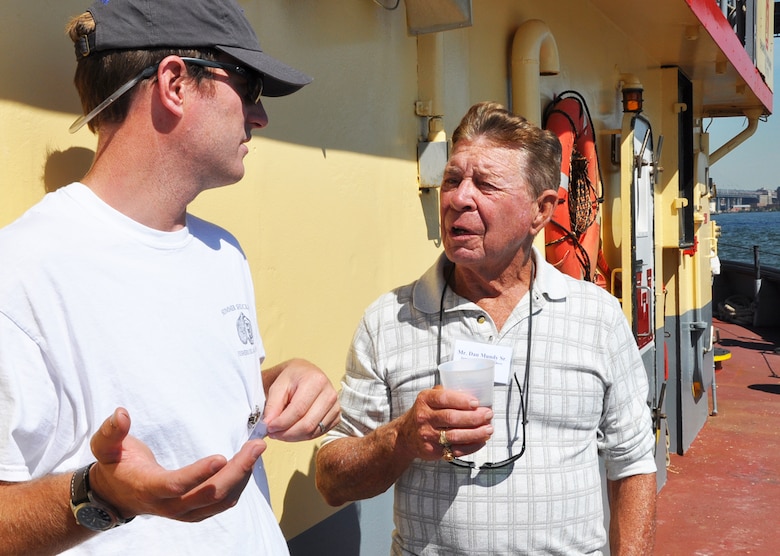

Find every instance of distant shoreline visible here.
[712,207,779,214]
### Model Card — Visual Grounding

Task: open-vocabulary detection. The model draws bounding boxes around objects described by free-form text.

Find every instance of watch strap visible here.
[70,463,93,506]
[70,462,134,528]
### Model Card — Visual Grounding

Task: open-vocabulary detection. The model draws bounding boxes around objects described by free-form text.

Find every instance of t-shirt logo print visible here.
[236,313,254,345]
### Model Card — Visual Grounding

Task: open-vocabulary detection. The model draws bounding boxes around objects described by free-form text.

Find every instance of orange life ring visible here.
[542,92,608,287]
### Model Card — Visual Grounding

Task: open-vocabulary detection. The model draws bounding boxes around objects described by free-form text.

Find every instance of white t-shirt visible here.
[0,183,288,554]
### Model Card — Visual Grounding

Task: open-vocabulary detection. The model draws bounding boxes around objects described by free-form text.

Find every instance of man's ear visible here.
[154,56,188,118]
[530,188,559,236]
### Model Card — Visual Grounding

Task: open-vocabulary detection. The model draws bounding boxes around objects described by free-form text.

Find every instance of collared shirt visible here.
[326,249,656,555]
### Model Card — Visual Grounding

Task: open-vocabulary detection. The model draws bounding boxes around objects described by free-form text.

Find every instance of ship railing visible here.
[714,243,780,327]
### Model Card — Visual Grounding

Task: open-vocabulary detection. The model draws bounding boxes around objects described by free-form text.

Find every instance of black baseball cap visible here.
[76,0,312,97]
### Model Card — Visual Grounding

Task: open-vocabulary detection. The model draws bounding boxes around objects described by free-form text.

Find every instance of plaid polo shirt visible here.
[325,249,656,555]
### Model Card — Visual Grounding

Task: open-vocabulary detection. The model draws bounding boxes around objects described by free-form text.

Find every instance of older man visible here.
[316,102,656,555]
[0,1,338,554]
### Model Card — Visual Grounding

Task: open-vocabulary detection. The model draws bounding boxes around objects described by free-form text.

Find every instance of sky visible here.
[706,38,779,191]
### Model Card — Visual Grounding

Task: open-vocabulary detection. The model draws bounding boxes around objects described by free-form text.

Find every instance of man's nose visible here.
[447,179,477,211]
[248,100,269,129]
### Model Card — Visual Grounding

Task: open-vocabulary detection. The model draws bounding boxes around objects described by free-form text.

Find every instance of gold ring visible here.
[438,429,449,447]
[442,446,454,462]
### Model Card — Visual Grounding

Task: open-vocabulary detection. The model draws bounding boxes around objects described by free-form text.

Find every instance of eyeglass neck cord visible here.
[436,262,533,469]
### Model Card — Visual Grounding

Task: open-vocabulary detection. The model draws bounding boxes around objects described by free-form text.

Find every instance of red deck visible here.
[654,318,780,554]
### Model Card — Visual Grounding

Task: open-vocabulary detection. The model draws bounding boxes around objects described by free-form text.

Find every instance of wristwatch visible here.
[70,462,133,531]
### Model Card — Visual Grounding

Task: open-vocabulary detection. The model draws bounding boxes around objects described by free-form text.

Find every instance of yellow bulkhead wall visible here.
[1,0,713,540]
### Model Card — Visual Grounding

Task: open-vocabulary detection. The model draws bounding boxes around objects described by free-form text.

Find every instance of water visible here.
[712,211,780,270]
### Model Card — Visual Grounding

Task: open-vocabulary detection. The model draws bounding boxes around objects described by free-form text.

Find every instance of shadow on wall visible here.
[43,147,94,193]
[4,0,417,165]
[419,187,441,246]
[283,445,361,555]
[286,502,361,556]
[283,443,395,555]
[0,3,83,114]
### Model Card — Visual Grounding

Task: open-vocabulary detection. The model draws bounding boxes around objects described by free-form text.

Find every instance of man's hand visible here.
[315,386,493,507]
[89,408,266,522]
[261,359,340,441]
[395,386,494,462]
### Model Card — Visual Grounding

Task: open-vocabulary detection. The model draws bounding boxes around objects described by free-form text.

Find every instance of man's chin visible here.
[443,247,484,266]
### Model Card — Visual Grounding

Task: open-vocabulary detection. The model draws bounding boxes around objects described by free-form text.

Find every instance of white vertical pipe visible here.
[510,19,560,125]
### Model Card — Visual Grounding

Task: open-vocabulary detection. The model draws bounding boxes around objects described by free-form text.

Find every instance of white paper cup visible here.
[438,358,495,407]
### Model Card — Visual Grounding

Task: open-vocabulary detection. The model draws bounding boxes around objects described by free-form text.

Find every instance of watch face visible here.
[76,505,114,531]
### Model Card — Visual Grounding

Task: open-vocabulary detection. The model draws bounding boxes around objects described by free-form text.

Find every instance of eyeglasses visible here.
[448,370,528,469]
[69,57,264,134]
[436,263,534,470]
[180,57,264,106]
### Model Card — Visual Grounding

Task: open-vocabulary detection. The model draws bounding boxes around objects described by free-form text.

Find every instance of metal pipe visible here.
[753,245,762,327]
[709,108,763,165]
[510,19,560,126]
[711,326,718,416]
[753,244,761,279]
[417,33,444,122]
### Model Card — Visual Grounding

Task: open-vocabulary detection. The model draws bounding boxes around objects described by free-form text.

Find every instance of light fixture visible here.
[620,74,644,113]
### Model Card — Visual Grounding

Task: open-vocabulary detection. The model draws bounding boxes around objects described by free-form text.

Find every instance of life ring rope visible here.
[547,218,593,277]
[542,89,605,205]
[542,90,608,285]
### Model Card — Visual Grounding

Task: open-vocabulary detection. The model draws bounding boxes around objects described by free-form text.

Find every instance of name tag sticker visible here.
[452,339,513,385]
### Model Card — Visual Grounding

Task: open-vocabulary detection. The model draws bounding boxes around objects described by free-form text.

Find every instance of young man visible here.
[317,102,657,555]
[0,1,338,554]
